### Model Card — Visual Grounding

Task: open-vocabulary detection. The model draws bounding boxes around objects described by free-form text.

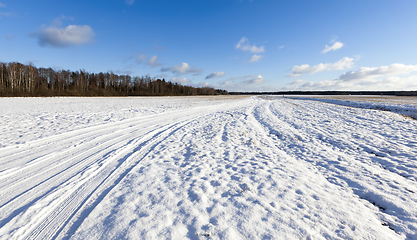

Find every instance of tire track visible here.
[25,120,194,240]
[0,100,252,240]
[0,112,181,170]
[252,97,417,237]
[0,118,171,232]
[271,98,417,182]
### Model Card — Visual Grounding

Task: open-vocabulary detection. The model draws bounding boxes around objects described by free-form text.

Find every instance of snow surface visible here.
[285,95,417,120]
[0,96,416,239]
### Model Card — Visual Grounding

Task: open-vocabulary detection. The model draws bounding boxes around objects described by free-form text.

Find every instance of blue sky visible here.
[1,0,417,92]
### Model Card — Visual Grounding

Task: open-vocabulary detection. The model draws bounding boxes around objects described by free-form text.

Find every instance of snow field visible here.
[284,96,417,120]
[0,97,249,240]
[0,96,241,148]
[0,96,416,239]
[256,98,417,238]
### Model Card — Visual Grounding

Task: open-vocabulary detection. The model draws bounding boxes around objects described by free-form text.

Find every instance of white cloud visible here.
[161,62,202,75]
[236,37,265,53]
[125,0,135,5]
[287,57,354,77]
[33,25,95,48]
[147,55,162,67]
[170,77,190,85]
[285,76,417,91]
[285,63,417,91]
[205,71,225,79]
[250,54,263,62]
[279,45,285,49]
[339,64,417,81]
[322,41,344,53]
[136,54,147,63]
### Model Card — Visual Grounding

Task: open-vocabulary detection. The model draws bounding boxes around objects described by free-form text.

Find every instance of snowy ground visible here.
[285,95,417,120]
[0,96,416,239]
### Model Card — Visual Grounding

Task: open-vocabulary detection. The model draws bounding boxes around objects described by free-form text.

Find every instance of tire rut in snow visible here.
[254,97,417,238]
[0,121,153,233]
[26,120,195,240]
[0,101,253,240]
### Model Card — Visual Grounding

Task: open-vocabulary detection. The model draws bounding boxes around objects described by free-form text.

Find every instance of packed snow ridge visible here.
[0,96,416,239]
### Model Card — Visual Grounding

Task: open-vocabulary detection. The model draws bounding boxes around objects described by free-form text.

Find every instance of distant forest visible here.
[229,91,417,96]
[0,62,228,97]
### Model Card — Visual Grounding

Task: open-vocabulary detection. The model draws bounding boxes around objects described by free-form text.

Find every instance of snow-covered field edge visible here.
[283,96,417,120]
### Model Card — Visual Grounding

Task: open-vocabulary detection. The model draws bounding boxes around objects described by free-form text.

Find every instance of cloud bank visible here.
[339,64,417,81]
[205,71,225,79]
[221,74,264,89]
[202,74,266,92]
[286,63,417,91]
[33,25,95,48]
[287,57,354,77]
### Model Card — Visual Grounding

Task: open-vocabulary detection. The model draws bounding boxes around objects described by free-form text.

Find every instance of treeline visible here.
[0,62,227,97]
[229,91,417,96]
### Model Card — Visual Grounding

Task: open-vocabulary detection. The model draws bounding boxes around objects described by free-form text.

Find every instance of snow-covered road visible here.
[0,96,416,239]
